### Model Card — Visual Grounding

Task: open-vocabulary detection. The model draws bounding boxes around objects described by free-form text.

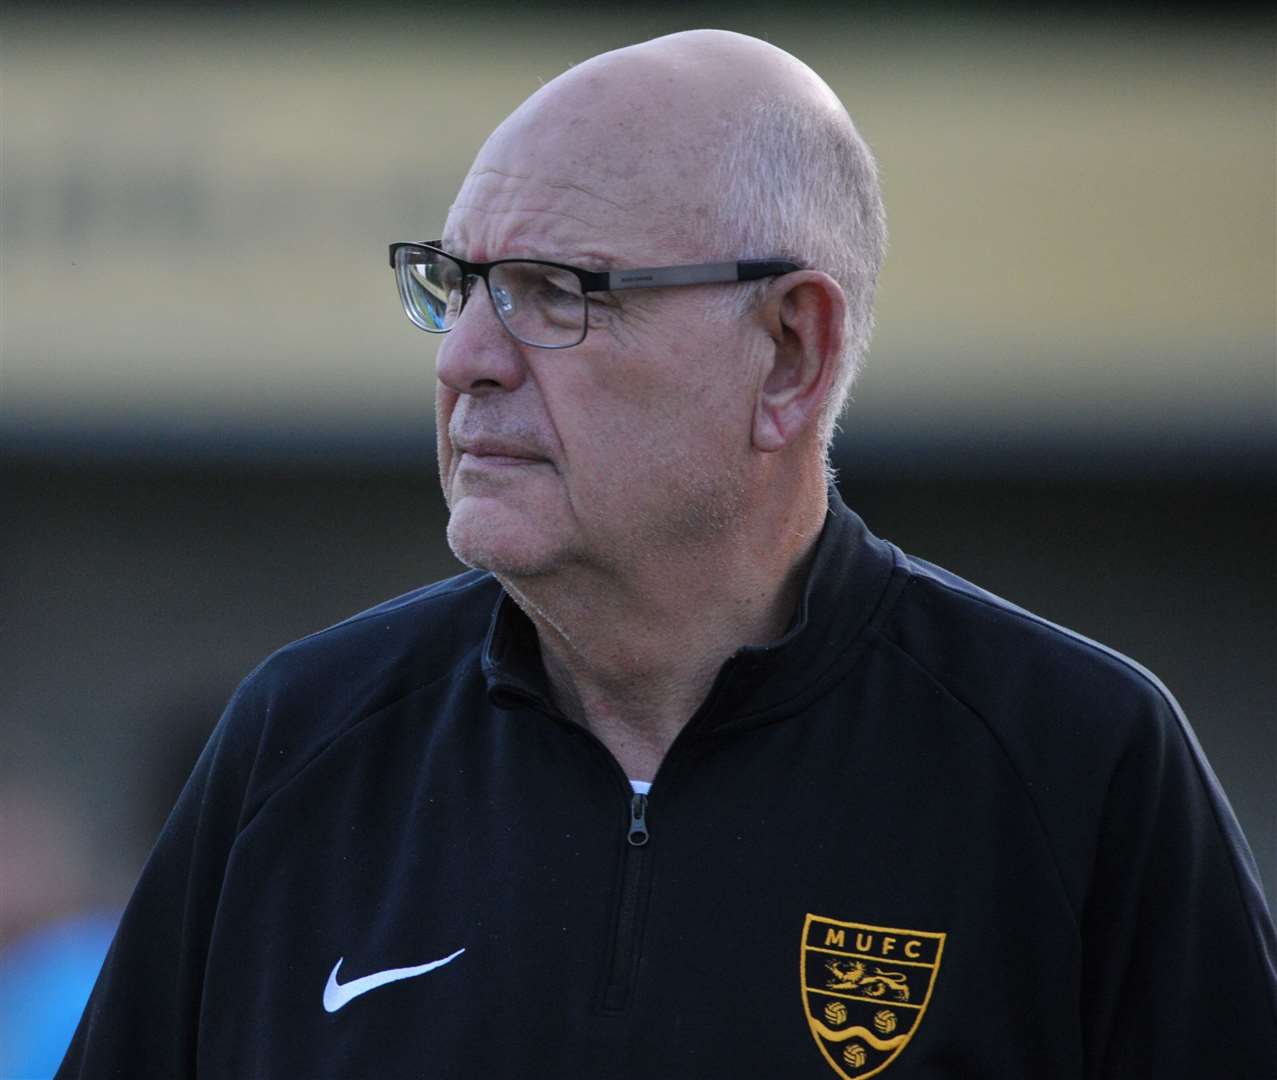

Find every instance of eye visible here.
[536,269,582,307]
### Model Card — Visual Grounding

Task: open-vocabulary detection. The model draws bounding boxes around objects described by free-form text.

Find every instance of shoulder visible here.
[210,569,501,819]
[870,554,1277,1063]
[871,548,1258,919]
[877,550,1179,749]
[249,568,499,699]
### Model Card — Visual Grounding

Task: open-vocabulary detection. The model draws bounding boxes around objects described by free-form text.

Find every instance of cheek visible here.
[435,385,459,448]
[434,384,462,502]
[547,311,755,493]
[565,366,744,492]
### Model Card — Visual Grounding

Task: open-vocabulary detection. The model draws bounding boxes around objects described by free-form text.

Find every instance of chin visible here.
[445,496,566,580]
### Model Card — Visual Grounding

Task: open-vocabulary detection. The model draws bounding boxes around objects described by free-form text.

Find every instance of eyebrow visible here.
[553,251,614,272]
[440,215,618,271]
[444,243,615,273]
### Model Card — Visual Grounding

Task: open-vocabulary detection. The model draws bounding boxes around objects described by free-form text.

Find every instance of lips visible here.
[454,438,544,462]
[450,435,552,477]
[458,453,542,472]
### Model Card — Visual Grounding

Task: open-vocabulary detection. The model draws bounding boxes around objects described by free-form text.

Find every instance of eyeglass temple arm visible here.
[388,244,799,288]
[602,260,799,292]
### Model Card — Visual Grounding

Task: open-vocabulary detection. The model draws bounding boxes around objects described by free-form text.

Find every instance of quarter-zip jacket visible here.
[59,495,1277,1078]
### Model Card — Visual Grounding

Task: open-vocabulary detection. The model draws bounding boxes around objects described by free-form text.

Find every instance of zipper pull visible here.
[627,792,650,847]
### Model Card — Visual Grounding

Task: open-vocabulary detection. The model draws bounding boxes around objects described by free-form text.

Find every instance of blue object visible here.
[0,912,118,1079]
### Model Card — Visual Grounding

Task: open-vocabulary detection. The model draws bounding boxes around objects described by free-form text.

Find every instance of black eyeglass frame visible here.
[388,241,801,348]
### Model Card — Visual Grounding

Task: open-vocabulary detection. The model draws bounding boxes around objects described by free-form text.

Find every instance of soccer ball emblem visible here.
[843,1043,867,1068]
[873,1009,897,1034]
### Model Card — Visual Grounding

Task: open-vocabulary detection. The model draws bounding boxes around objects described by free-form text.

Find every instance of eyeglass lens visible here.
[395,247,587,348]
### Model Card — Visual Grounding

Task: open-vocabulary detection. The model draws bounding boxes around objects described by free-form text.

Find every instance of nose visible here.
[435,276,529,397]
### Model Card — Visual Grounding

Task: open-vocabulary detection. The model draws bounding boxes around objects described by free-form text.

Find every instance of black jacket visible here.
[59,495,1277,1078]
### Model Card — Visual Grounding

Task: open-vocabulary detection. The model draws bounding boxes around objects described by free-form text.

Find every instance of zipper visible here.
[599,791,652,1012]
[495,639,760,1018]
[498,688,690,1015]
[504,688,658,1013]
[627,792,650,846]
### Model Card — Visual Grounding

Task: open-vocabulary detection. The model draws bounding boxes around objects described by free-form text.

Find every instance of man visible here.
[60,29,1275,1079]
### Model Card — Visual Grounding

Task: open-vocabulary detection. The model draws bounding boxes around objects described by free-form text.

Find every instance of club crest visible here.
[801,914,945,1079]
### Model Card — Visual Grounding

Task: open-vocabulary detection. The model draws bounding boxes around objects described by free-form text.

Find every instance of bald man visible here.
[60,31,1275,1079]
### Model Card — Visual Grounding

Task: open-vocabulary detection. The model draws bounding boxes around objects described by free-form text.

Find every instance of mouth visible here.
[452,439,550,473]
[459,452,541,468]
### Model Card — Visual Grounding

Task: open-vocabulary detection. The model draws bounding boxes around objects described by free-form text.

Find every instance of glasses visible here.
[389,242,800,349]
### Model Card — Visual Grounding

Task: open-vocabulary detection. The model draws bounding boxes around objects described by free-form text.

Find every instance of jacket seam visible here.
[235,648,482,836]
[706,557,912,730]
[905,566,1175,709]
[872,628,1083,931]
[913,574,1277,1027]
[276,572,493,655]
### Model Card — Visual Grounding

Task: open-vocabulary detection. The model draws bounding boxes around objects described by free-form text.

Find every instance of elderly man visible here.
[60,30,1275,1080]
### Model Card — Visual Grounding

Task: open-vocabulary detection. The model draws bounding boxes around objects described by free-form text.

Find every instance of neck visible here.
[500,474,828,781]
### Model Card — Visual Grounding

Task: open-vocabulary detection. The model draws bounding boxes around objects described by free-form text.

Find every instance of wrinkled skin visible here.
[430,30,851,777]
[435,42,771,585]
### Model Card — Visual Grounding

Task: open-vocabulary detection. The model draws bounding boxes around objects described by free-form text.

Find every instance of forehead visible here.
[445,167,619,266]
[443,110,707,266]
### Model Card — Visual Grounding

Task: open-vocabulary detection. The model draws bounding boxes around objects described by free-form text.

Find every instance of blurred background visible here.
[1,3,1273,1069]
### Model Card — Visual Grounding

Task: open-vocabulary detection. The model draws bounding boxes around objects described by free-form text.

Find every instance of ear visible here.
[752,271,847,453]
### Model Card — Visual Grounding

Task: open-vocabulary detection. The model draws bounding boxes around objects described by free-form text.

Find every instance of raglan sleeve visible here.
[1078,686,1277,1078]
[54,670,267,1079]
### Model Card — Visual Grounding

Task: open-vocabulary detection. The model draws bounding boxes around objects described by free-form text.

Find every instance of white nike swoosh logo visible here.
[322,948,466,1013]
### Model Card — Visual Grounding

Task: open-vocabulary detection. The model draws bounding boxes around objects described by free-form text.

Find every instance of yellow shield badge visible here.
[801,914,945,1079]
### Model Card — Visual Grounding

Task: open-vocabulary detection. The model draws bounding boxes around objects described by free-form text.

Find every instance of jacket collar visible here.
[481,488,900,727]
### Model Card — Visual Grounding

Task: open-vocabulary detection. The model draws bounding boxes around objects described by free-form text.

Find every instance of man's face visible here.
[434,100,760,583]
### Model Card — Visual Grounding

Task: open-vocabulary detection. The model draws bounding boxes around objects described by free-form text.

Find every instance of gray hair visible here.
[708,97,887,450]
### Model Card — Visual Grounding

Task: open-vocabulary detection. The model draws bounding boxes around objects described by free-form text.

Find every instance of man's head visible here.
[430,30,885,582]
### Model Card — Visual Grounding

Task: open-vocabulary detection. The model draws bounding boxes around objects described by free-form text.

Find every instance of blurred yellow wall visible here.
[3,11,1273,453]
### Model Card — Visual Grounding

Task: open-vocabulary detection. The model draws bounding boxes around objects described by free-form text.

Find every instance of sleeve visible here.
[1079,690,1277,1078]
[54,676,263,1079]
